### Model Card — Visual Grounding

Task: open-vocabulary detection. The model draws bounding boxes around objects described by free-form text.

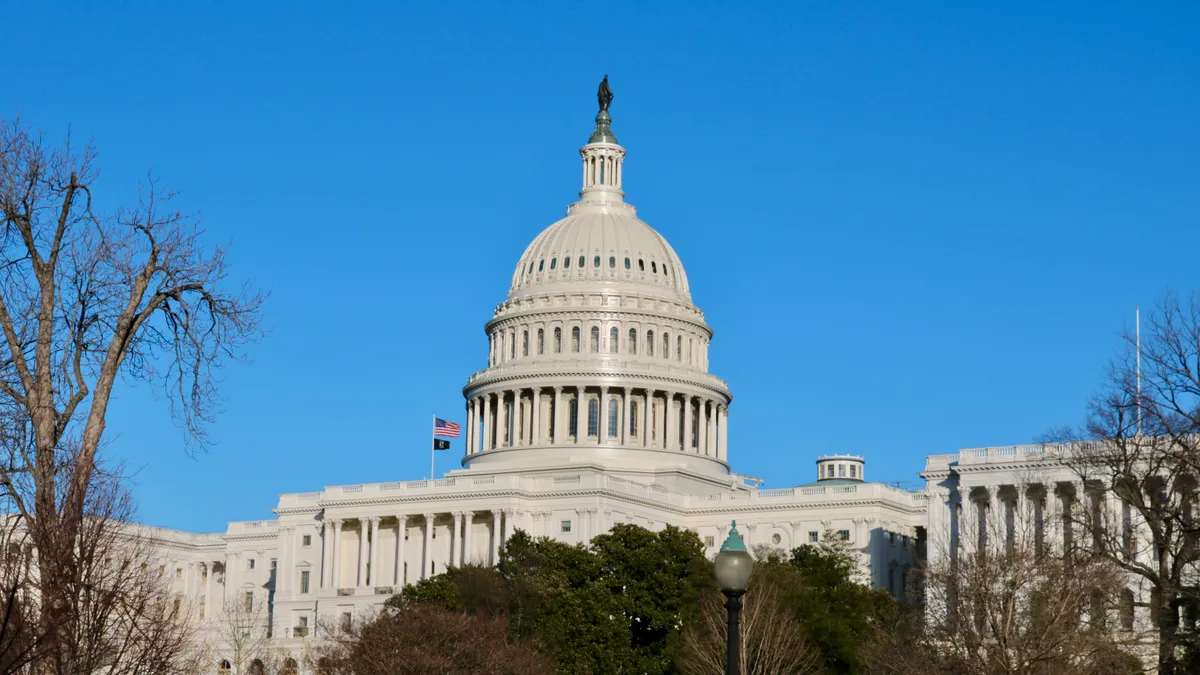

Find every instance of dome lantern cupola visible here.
[816,455,866,483]
[579,75,625,205]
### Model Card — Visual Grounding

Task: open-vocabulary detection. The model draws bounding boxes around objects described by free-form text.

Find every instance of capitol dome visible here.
[457,80,733,491]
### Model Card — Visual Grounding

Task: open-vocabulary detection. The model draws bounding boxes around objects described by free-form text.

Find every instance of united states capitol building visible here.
[146,86,1071,661]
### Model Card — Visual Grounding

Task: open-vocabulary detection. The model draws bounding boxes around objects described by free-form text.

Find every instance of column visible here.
[452,511,465,567]
[574,389,582,445]
[666,393,677,450]
[744,523,757,548]
[492,511,503,564]
[682,396,693,452]
[464,512,474,565]
[503,509,517,545]
[599,387,610,444]
[552,386,564,445]
[642,391,651,448]
[719,406,729,460]
[395,515,408,586]
[707,403,716,456]
[331,519,343,589]
[368,517,380,586]
[357,519,369,586]
[465,399,475,455]
[622,388,631,444]
[204,562,214,620]
[576,509,588,542]
[321,520,333,588]
[482,394,493,451]
[698,400,708,456]
[277,528,289,595]
[531,388,541,445]
[422,513,435,580]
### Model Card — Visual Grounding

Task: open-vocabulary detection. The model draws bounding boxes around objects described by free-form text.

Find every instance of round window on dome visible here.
[651,262,657,273]
[638,259,645,271]
[593,256,600,268]
[564,256,571,269]
[771,533,782,545]
[550,258,557,270]
[608,256,615,269]
[624,257,631,270]
[578,256,585,268]
[538,260,544,272]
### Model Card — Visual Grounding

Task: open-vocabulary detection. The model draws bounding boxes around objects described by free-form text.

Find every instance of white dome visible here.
[508,206,692,303]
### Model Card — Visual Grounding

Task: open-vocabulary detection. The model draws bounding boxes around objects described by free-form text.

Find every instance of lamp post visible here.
[714,520,753,675]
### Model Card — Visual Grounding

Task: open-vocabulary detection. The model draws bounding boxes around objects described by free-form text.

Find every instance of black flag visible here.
[433,439,450,451]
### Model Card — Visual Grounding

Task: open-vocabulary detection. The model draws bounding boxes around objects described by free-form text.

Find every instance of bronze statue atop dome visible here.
[597,75,613,112]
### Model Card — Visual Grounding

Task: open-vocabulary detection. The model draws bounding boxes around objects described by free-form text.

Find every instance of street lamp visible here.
[714,520,753,675]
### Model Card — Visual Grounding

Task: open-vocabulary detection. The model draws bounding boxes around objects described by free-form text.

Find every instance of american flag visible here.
[433,418,461,438]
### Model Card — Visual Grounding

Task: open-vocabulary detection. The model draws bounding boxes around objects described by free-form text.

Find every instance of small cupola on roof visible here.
[816,455,866,482]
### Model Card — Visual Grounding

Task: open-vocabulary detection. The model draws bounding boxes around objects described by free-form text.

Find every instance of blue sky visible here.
[5,2,1198,532]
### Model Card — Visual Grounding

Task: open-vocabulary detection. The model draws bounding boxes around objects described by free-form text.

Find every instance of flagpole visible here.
[1137,306,1143,436]
[431,413,436,480]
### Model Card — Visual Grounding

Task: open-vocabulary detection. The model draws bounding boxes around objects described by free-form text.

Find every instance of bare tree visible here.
[1049,293,1200,674]
[679,563,823,675]
[0,118,262,674]
[214,594,273,675]
[870,484,1139,675]
[304,604,554,675]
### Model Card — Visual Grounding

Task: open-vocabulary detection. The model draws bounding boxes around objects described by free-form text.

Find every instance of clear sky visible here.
[5,2,1198,532]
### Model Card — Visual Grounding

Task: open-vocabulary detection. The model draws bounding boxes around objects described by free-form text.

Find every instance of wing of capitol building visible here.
[140,83,1144,663]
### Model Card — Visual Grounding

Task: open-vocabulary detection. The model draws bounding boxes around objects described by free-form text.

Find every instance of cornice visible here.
[463,368,732,400]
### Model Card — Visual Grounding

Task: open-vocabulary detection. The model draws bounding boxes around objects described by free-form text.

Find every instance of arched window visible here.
[564,256,571,269]
[569,397,579,437]
[218,660,232,675]
[282,659,299,675]
[663,332,670,359]
[554,327,562,353]
[590,326,600,353]
[578,256,585,268]
[647,330,654,356]
[609,256,616,269]
[651,261,658,273]
[624,257,631,270]
[538,260,544,272]
[550,258,557,270]
[587,399,599,437]
[571,327,580,352]
[522,330,528,357]
[250,660,266,675]
[676,336,682,361]
[629,329,637,354]
[537,329,544,355]
[593,255,601,268]
[609,327,618,354]
[608,400,619,437]
[630,401,639,436]
[638,259,645,271]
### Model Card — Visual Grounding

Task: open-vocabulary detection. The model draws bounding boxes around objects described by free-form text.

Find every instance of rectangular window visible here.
[300,570,311,594]
[158,565,165,576]
[340,612,352,632]
[302,534,312,547]
[243,592,254,612]
[175,567,183,579]
[537,328,544,354]
[704,535,715,547]
[889,532,896,546]
[808,531,819,543]
[849,465,857,478]
[827,465,835,478]
[247,558,256,570]
[270,558,277,569]
[561,520,572,533]
[201,568,208,582]
[838,465,846,477]
[838,530,851,542]
[199,600,206,621]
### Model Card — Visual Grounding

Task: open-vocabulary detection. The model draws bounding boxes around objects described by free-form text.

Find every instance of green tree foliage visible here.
[782,534,899,675]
